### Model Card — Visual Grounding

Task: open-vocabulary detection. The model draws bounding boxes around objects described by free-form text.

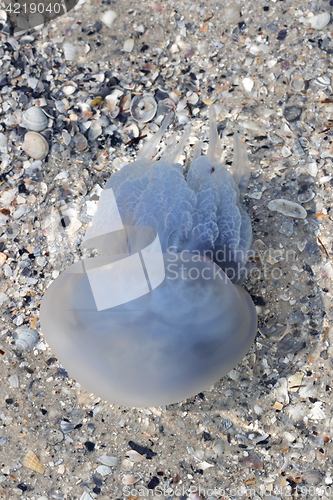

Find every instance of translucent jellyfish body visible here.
[40,107,257,407]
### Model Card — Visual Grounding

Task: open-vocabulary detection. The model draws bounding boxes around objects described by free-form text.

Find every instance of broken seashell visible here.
[314,75,330,88]
[88,121,102,141]
[242,77,254,92]
[14,327,39,352]
[267,199,307,219]
[63,42,77,61]
[130,93,157,123]
[300,12,330,30]
[123,39,134,52]
[74,132,88,152]
[23,450,44,474]
[119,94,131,114]
[125,450,146,462]
[122,474,140,485]
[187,92,199,105]
[60,420,75,433]
[98,455,118,467]
[101,9,117,28]
[22,132,49,160]
[121,122,139,141]
[290,75,305,92]
[105,90,122,113]
[62,85,76,96]
[21,106,48,132]
[0,9,7,23]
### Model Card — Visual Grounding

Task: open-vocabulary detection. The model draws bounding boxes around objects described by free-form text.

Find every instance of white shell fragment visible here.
[123,39,134,52]
[88,121,102,141]
[242,77,254,92]
[299,12,330,30]
[314,75,330,88]
[22,132,49,160]
[130,94,157,123]
[21,106,48,132]
[101,9,117,28]
[98,456,118,467]
[14,328,39,352]
[290,75,305,92]
[267,199,307,219]
[63,42,77,61]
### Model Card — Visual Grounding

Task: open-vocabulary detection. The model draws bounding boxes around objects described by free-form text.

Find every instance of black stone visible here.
[147,476,160,489]
[128,440,156,459]
[84,441,95,452]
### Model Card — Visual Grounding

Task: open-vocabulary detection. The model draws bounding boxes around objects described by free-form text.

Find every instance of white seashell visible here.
[98,456,118,466]
[125,450,146,462]
[187,92,199,105]
[308,401,326,420]
[8,374,19,388]
[0,133,8,154]
[314,75,330,88]
[14,327,39,352]
[267,199,307,219]
[242,77,254,92]
[300,12,330,30]
[22,132,49,160]
[123,39,134,52]
[0,9,7,22]
[101,9,117,28]
[121,122,139,140]
[21,106,48,132]
[96,465,112,476]
[122,474,139,485]
[130,93,157,123]
[63,42,77,61]
[88,121,102,141]
[63,85,76,96]
[290,75,305,92]
[60,420,75,433]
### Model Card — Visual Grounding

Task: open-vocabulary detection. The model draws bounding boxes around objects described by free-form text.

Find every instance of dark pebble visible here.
[128,440,157,459]
[155,89,170,101]
[277,29,287,40]
[93,475,103,486]
[252,296,266,306]
[17,483,28,492]
[95,21,103,31]
[203,432,212,441]
[84,441,95,452]
[110,134,122,147]
[320,350,328,360]
[147,476,160,489]
[283,105,302,122]
[60,216,71,228]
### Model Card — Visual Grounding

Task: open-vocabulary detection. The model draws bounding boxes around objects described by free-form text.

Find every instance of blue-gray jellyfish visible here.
[40,106,257,407]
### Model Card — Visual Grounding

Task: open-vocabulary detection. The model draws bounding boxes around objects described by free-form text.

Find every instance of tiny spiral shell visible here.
[23,450,44,474]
